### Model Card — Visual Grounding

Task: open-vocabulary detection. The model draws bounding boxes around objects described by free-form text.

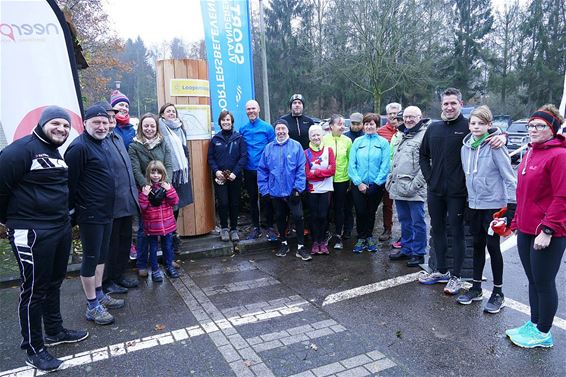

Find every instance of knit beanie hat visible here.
[274,119,289,128]
[38,106,71,127]
[288,94,305,108]
[110,90,130,107]
[529,110,562,135]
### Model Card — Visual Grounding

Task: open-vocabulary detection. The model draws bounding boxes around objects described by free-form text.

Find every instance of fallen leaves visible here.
[154,324,166,331]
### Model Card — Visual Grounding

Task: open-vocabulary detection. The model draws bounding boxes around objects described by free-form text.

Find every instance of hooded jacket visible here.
[419,113,470,197]
[0,125,69,228]
[239,118,275,170]
[511,135,566,237]
[322,133,352,182]
[461,129,516,209]
[139,183,179,236]
[280,114,314,149]
[348,133,391,186]
[257,138,306,197]
[386,121,427,202]
[207,130,248,176]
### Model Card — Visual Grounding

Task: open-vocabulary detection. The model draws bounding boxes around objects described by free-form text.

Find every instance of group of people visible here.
[0,91,193,371]
[1,87,565,372]
[209,88,566,350]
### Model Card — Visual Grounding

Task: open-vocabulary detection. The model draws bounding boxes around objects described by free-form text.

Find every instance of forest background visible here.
[60,0,566,122]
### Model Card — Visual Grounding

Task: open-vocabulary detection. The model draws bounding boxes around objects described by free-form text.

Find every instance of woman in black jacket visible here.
[207,110,247,241]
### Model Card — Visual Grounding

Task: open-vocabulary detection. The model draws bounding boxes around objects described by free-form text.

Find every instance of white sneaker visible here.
[444,276,464,295]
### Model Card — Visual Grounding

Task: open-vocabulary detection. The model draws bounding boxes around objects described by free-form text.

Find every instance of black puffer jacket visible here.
[0,125,69,228]
[280,113,315,150]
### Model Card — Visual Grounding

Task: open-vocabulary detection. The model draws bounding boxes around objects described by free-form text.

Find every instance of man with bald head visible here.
[240,100,277,240]
[386,106,428,267]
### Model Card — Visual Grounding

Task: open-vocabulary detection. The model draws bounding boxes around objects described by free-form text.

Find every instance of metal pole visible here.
[259,0,271,123]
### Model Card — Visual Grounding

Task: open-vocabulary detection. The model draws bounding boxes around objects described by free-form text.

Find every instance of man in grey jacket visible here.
[386,106,428,267]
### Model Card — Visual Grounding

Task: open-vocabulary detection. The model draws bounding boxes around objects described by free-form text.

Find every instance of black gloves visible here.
[504,203,516,225]
[149,187,167,206]
[289,189,301,204]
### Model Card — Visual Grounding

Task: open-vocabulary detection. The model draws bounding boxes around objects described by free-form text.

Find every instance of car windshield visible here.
[507,122,528,133]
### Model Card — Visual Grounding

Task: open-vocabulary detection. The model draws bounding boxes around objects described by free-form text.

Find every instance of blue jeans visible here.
[395,200,426,256]
[148,233,174,271]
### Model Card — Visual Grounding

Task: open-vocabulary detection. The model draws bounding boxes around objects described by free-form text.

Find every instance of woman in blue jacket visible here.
[348,113,391,253]
[208,110,247,242]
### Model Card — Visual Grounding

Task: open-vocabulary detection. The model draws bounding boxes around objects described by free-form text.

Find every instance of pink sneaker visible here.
[319,243,329,254]
[310,242,320,255]
[391,241,402,249]
[129,244,137,260]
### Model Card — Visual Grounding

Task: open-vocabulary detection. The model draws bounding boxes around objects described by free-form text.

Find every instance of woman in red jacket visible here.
[507,104,566,348]
[139,160,180,282]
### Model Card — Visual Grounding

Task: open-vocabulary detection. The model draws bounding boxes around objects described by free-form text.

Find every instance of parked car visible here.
[493,115,512,132]
[462,106,475,118]
[506,119,529,162]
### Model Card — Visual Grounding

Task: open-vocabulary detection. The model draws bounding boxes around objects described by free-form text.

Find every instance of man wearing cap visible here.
[280,94,315,150]
[257,119,311,261]
[94,102,140,295]
[376,102,402,242]
[110,89,135,149]
[240,99,277,240]
[345,112,364,142]
[65,105,124,327]
[0,106,88,372]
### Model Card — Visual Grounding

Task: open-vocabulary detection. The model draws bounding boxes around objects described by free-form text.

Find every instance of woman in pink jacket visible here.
[507,104,566,349]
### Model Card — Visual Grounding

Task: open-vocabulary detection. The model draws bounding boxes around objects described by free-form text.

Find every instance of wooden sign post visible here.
[156,59,215,236]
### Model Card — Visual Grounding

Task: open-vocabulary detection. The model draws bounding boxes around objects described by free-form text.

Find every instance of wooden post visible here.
[156,59,215,236]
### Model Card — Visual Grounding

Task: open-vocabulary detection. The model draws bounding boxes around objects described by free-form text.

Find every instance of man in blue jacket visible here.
[257,119,311,261]
[0,106,88,372]
[240,100,277,241]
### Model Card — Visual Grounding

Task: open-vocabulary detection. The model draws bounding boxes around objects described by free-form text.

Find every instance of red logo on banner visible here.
[14,106,83,141]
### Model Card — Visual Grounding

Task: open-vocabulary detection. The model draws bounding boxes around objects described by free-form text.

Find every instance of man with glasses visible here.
[376,102,402,242]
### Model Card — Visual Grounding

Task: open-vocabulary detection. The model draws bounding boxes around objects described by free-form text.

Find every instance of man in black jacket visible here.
[0,106,88,372]
[418,88,505,294]
[280,94,315,150]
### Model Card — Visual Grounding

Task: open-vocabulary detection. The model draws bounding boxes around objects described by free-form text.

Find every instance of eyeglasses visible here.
[527,124,548,131]
[403,115,419,120]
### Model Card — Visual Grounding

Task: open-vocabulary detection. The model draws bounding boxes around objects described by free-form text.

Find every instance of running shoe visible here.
[484,292,505,314]
[418,270,450,284]
[444,276,464,295]
[457,289,483,305]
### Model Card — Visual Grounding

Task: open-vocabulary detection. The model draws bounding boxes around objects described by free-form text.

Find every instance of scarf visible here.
[143,135,162,150]
[159,119,189,186]
[471,133,489,149]
[116,112,130,126]
[161,117,183,130]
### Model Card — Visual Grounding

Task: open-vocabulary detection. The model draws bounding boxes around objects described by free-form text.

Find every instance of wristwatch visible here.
[542,226,554,236]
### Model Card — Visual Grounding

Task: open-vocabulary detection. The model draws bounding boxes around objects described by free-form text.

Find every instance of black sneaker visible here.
[276,243,289,257]
[296,246,312,261]
[45,328,89,347]
[484,292,505,314]
[165,266,180,279]
[407,255,425,267]
[104,281,128,295]
[116,276,139,288]
[26,348,62,371]
[457,289,483,305]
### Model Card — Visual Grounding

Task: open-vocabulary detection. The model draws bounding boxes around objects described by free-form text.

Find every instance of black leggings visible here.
[308,192,331,243]
[215,177,241,230]
[517,232,566,333]
[427,194,466,276]
[80,222,112,277]
[468,209,503,286]
[272,197,304,244]
[351,185,383,239]
[244,169,273,228]
[332,181,350,236]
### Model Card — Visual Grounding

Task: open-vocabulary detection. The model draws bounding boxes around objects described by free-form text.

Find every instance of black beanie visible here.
[38,106,71,128]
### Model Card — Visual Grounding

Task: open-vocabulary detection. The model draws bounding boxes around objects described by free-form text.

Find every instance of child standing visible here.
[459,106,516,312]
[139,160,180,282]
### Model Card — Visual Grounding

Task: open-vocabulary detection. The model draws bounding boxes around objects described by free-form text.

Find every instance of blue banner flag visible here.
[201,0,255,132]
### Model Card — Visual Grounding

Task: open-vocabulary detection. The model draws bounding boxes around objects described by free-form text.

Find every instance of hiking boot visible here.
[319,242,329,255]
[44,328,89,347]
[378,229,391,241]
[276,243,289,257]
[151,269,164,282]
[353,239,366,253]
[230,230,240,242]
[407,255,425,267]
[86,304,114,325]
[389,250,411,260]
[165,266,180,279]
[418,270,450,284]
[444,276,464,295]
[99,294,125,309]
[296,246,312,261]
[509,327,553,348]
[334,236,344,250]
[484,292,505,314]
[220,228,230,242]
[265,227,278,242]
[26,348,62,371]
[247,227,261,240]
[138,268,148,278]
[366,237,378,252]
[506,321,536,338]
[457,289,483,305]
[310,242,320,255]
[129,244,137,260]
